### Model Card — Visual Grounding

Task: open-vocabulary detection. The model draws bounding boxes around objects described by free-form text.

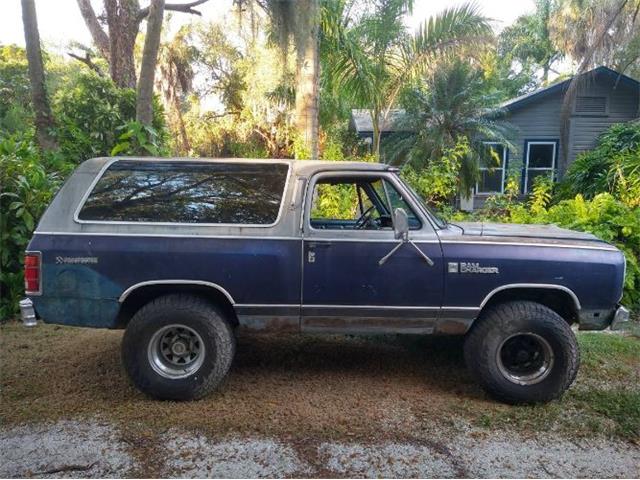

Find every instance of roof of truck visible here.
[81,157,395,175]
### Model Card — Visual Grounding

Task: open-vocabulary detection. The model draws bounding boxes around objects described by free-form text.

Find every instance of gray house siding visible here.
[472,69,639,209]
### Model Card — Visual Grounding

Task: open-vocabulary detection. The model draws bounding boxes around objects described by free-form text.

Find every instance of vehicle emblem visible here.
[449,262,499,274]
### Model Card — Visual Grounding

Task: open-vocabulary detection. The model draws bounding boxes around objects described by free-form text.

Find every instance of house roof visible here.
[501,66,640,112]
[349,109,408,134]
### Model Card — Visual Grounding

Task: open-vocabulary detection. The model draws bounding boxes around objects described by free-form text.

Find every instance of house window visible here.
[524,141,557,193]
[477,142,506,194]
[575,96,607,115]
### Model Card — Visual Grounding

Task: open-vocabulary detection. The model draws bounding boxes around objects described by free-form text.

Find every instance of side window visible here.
[77,161,289,224]
[477,143,506,194]
[383,180,421,229]
[524,141,557,193]
[309,176,420,230]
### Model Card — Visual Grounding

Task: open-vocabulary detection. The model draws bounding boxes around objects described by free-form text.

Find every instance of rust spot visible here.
[435,319,471,335]
[238,316,300,333]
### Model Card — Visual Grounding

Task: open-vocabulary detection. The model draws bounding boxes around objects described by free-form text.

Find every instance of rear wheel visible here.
[464,301,579,404]
[122,294,235,400]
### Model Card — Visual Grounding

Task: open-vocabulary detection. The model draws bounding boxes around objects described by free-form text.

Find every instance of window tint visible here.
[78,161,289,224]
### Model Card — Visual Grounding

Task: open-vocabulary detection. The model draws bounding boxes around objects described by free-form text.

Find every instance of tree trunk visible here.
[105,0,141,88]
[136,0,164,125]
[76,0,111,61]
[21,0,57,151]
[294,0,319,159]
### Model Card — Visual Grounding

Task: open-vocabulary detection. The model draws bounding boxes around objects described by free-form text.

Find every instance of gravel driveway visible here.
[1,419,639,478]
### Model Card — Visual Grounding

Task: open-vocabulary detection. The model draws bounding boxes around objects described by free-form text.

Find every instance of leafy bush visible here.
[400,138,469,207]
[0,133,68,320]
[561,122,640,207]
[53,73,166,162]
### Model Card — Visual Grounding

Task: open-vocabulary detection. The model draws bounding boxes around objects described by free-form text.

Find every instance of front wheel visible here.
[122,294,235,400]
[464,301,579,404]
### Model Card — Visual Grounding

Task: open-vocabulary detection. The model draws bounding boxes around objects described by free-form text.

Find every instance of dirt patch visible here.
[0,420,135,478]
[1,324,639,441]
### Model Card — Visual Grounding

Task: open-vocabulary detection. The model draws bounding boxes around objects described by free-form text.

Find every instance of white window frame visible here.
[476,142,507,194]
[524,141,557,193]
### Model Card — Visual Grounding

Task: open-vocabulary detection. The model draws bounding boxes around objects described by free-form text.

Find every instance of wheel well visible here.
[116,284,239,328]
[481,287,579,324]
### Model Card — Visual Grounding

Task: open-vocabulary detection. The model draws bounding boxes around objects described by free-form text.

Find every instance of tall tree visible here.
[20,0,57,150]
[330,1,492,158]
[136,0,165,124]
[499,0,562,85]
[549,0,640,171]
[156,25,197,152]
[77,0,209,88]
[241,0,321,159]
[388,59,515,194]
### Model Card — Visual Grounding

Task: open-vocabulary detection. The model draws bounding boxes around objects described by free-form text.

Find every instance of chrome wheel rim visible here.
[147,324,205,379]
[496,333,554,385]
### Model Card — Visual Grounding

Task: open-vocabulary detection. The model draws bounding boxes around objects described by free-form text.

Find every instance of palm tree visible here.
[328,2,492,158]
[549,0,640,172]
[386,59,515,195]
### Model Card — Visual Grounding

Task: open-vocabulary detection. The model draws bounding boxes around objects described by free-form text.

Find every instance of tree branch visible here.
[68,51,105,76]
[137,0,209,21]
[76,0,110,60]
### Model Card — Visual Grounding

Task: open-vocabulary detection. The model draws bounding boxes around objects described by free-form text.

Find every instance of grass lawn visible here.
[1,321,638,447]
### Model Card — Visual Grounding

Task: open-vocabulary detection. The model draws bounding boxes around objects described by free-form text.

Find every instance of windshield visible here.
[394,174,447,229]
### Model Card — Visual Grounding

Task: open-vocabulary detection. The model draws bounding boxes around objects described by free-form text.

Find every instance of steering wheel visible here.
[354,205,377,229]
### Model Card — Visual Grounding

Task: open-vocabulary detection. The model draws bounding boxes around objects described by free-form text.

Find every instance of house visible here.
[350,66,639,210]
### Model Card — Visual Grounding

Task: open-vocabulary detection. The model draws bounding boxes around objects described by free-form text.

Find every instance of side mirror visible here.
[393,207,409,241]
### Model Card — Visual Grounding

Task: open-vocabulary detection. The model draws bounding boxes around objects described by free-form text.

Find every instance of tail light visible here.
[24,252,41,295]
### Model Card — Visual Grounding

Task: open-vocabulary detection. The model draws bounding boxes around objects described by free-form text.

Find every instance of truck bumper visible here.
[19,298,38,327]
[611,305,630,330]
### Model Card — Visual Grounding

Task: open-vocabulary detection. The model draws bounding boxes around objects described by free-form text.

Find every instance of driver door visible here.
[301,171,444,334]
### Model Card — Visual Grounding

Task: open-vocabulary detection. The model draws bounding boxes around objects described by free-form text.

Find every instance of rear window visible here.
[77,160,289,225]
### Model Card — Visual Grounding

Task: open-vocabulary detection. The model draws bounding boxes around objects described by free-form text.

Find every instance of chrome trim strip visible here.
[479,283,582,310]
[73,158,292,229]
[118,280,236,304]
[24,250,43,296]
[302,304,441,310]
[441,240,617,251]
[34,231,300,241]
[236,304,480,311]
[235,303,299,308]
[34,231,615,250]
[441,306,480,311]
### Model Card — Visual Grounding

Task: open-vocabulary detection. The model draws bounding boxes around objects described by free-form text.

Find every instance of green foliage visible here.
[561,122,640,207]
[111,121,168,156]
[389,59,515,194]
[400,137,469,206]
[0,45,32,134]
[53,73,166,162]
[0,133,68,320]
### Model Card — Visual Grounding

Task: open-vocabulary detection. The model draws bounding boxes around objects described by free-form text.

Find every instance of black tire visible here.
[464,301,579,404]
[122,294,235,400]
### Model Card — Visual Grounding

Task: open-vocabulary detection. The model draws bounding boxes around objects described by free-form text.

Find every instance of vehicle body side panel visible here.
[441,241,625,313]
[27,233,302,328]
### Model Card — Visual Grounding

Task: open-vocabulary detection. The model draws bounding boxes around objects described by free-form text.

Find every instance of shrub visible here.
[53,73,166,162]
[561,122,640,206]
[0,133,67,320]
